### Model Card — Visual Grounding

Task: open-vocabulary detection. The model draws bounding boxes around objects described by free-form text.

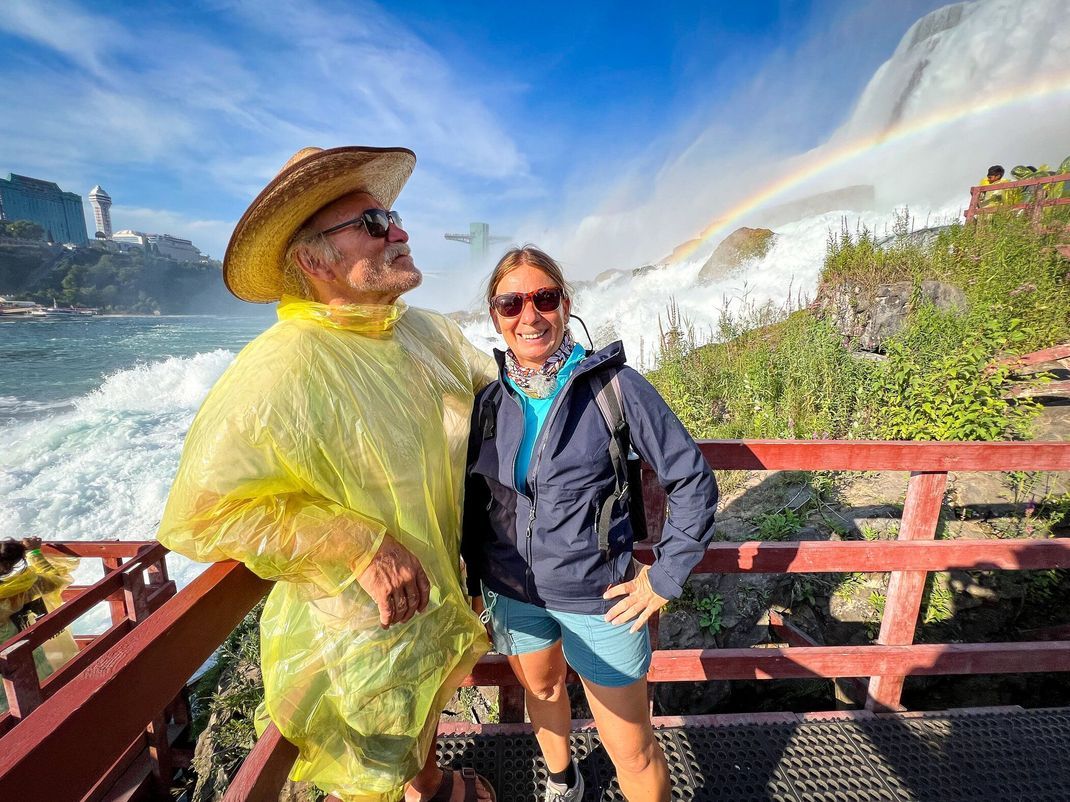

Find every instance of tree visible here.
[0,220,46,241]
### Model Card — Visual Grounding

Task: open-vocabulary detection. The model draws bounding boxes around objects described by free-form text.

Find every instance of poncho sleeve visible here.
[157,329,387,597]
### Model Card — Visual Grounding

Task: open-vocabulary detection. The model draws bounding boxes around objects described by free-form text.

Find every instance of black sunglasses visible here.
[490,286,564,318]
[320,208,403,238]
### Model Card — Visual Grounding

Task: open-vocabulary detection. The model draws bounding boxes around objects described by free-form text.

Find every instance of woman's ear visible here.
[490,308,502,335]
[562,295,572,324]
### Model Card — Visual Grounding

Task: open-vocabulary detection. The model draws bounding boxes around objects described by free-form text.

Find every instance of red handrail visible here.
[2,439,1069,800]
[964,171,1070,221]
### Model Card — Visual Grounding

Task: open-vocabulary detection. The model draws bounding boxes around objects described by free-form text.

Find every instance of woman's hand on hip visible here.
[603,564,668,633]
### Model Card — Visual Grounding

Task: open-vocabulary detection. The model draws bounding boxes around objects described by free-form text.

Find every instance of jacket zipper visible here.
[500,352,614,602]
[520,364,594,600]
[504,387,536,601]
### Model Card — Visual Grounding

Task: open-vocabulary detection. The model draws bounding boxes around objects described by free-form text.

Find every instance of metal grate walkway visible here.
[435,707,1070,801]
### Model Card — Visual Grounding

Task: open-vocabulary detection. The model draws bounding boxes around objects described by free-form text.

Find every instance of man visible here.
[978,164,1006,207]
[157,146,496,802]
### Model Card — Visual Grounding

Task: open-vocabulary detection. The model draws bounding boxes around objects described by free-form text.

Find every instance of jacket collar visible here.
[492,339,627,384]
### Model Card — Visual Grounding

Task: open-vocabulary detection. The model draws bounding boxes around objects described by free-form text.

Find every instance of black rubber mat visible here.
[435,708,1070,801]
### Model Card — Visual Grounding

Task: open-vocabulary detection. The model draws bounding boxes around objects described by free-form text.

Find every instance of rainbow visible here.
[668,69,1070,264]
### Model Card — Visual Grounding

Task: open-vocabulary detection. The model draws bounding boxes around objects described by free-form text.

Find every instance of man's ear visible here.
[293,247,334,282]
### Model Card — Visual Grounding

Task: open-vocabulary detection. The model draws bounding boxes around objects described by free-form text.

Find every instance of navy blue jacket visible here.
[461,341,718,615]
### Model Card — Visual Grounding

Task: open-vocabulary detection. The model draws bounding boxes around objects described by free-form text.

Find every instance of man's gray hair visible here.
[282,225,342,299]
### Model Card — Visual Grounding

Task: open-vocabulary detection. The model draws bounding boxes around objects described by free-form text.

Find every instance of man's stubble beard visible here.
[345,243,422,297]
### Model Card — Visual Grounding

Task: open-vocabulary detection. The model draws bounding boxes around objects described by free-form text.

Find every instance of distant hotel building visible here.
[0,173,88,244]
[88,185,113,238]
[112,230,203,262]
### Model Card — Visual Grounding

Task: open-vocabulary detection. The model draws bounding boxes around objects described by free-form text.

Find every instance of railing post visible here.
[865,470,948,712]
[498,686,525,723]
[122,562,174,790]
[122,563,151,622]
[966,185,980,221]
[0,640,43,721]
[103,556,127,627]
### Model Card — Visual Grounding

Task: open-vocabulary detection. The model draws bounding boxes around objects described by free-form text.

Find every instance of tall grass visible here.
[647,208,1069,441]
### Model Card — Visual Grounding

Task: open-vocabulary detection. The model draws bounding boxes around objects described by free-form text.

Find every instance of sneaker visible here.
[543,758,584,802]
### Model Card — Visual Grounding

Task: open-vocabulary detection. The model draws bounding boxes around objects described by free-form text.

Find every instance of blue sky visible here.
[0,0,948,310]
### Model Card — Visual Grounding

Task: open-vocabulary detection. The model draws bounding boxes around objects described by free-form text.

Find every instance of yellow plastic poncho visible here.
[157,296,495,801]
[0,550,80,714]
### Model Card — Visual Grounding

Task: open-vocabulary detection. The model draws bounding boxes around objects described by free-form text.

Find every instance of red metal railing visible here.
[1,440,1069,802]
[964,171,1070,221]
[0,541,175,731]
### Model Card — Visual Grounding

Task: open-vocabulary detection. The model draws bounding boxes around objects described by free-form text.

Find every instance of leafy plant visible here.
[755,509,804,541]
[834,572,867,600]
[1026,569,1066,604]
[922,573,955,624]
[696,592,725,637]
[868,591,887,619]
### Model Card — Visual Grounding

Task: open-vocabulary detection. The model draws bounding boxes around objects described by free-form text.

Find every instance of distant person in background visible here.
[158,146,497,802]
[0,537,79,714]
[978,164,1006,208]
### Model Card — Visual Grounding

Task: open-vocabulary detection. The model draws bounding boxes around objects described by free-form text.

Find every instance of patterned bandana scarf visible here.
[505,329,576,399]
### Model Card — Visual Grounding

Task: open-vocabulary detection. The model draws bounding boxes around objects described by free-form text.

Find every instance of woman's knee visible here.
[524,677,565,702]
[605,735,661,776]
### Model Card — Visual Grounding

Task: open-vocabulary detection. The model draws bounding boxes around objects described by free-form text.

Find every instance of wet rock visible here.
[813,278,966,352]
[698,227,776,284]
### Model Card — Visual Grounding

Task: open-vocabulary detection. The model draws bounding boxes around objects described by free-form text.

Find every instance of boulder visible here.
[697,227,776,284]
[814,278,966,352]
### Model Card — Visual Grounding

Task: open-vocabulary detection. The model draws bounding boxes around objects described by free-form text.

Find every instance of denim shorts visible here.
[481,587,651,688]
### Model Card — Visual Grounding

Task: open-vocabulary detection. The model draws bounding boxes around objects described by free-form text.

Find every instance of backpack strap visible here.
[478,386,497,440]
[589,369,631,556]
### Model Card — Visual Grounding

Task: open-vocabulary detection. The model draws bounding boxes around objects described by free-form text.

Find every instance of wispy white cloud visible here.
[0,0,122,78]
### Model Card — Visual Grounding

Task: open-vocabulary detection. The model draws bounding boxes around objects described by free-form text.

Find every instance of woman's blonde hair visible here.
[485,245,572,307]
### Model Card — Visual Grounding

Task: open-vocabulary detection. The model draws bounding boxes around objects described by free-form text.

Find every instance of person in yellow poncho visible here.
[977,164,1006,207]
[0,537,79,715]
[157,147,497,802]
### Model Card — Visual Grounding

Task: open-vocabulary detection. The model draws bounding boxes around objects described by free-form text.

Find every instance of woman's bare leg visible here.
[581,676,669,801]
[507,641,572,773]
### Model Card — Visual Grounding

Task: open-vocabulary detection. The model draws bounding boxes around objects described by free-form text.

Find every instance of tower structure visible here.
[444,222,511,265]
[89,185,113,238]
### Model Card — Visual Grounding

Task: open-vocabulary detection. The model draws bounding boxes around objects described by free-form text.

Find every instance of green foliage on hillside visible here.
[0,241,245,314]
[648,208,1069,442]
[0,219,46,241]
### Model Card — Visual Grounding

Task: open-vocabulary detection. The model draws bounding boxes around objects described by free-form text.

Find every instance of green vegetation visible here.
[0,219,46,241]
[0,237,246,314]
[755,508,805,541]
[696,591,725,636]
[922,573,956,625]
[648,208,1069,443]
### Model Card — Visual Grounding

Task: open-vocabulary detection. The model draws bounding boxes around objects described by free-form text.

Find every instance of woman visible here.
[462,246,718,802]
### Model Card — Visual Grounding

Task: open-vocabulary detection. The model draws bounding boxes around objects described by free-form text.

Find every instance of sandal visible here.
[426,766,497,802]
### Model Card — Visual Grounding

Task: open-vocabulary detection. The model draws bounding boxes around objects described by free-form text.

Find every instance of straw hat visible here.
[223,145,416,303]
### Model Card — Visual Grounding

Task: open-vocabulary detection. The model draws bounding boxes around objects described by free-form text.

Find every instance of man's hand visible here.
[358,534,431,629]
[21,537,42,551]
[603,564,669,634]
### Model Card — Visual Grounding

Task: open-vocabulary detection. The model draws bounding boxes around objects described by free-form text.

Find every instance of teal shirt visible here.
[505,344,587,493]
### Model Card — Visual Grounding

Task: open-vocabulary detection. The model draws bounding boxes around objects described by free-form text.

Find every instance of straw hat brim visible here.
[223,146,416,303]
